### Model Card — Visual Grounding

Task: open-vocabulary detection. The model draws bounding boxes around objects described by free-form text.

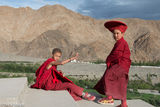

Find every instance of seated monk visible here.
[31,48,96,101]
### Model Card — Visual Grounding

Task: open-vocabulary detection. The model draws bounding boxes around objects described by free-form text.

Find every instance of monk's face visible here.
[113,29,124,41]
[53,52,62,61]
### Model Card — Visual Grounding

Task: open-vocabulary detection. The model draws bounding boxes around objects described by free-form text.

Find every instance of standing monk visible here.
[94,21,131,107]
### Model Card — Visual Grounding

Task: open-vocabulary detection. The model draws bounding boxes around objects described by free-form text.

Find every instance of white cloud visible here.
[115,0,133,6]
[77,0,160,20]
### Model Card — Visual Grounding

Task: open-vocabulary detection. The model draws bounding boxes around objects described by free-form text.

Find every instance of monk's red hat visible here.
[104,21,128,33]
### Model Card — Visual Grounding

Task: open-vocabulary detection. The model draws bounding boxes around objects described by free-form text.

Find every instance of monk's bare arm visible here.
[46,64,52,70]
[51,59,72,65]
[46,61,61,70]
[46,53,79,70]
[46,60,69,70]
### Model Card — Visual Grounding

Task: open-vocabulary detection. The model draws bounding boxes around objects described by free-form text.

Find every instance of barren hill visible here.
[0,4,160,62]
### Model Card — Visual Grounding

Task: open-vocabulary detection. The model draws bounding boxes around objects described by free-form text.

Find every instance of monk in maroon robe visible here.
[31,48,96,101]
[94,21,131,107]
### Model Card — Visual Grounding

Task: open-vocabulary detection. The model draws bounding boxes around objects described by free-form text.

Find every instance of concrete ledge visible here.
[24,88,79,107]
[77,92,155,107]
[0,77,156,107]
[0,77,28,107]
[78,99,154,107]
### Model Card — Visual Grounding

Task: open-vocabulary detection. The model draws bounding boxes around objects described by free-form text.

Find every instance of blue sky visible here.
[0,0,160,20]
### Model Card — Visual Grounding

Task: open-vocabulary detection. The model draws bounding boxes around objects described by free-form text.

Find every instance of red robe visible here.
[31,58,83,101]
[94,37,131,100]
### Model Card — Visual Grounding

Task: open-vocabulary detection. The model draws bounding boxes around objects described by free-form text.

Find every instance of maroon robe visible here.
[31,58,83,101]
[94,37,131,100]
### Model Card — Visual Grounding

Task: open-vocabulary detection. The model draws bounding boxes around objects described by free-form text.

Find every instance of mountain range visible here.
[0,5,160,62]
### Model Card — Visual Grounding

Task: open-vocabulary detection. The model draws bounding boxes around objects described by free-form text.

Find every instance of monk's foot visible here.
[83,92,96,101]
[98,97,114,105]
[116,104,128,107]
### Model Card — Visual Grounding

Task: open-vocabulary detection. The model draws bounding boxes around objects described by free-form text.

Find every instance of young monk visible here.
[31,48,96,101]
[94,21,131,107]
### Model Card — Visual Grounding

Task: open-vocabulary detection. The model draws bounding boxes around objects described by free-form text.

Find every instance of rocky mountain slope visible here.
[0,5,160,62]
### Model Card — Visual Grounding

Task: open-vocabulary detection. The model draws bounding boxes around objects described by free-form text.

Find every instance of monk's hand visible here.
[75,53,79,58]
[70,53,79,61]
